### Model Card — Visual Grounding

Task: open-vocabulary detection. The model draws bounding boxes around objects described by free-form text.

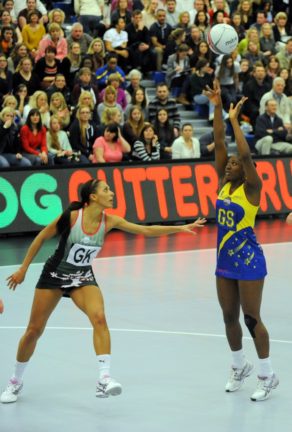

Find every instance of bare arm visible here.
[286,212,292,225]
[203,80,228,180]
[6,217,60,290]
[229,98,262,203]
[106,215,206,236]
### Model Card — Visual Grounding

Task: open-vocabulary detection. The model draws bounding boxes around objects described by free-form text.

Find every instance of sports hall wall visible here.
[0,157,291,235]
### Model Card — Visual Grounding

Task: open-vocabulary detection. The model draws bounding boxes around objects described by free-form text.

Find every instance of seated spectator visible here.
[92,122,131,163]
[0,106,31,168]
[14,83,29,116]
[259,22,276,59]
[176,11,191,34]
[1,1,18,25]
[0,25,18,57]
[0,55,13,107]
[150,9,172,70]
[35,23,67,62]
[279,68,292,98]
[185,25,203,57]
[126,9,153,73]
[237,27,259,57]
[215,54,240,112]
[46,74,71,106]
[103,17,129,71]
[194,11,210,39]
[189,40,216,72]
[125,86,148,119]
[12,56,40,95]
[7,43,28,73]
[46,115,77,165]
[198,130,216,159]
[48,8,66,37]
[23,90,50,128]
[242,64,272,119]
[132,122,160,161]
[238,58,251,93]
[68,105,98,163]
[71,66,99,107]
[172,123,201,159]
[21,10,45,58]
[96,53,126,89]
[49,92,71,129]
[165,0,179,27]
[266,55,281,80]
[255,99,292,155]
[141,0,158,30]
[87,37,106,71]
[122,105,145,147]
[97,85,124,124]
[66,22,93,55]
[126,69,143,97]
[153,108,175,159]
[34,45,63,89]
[190,58,215,120]
[148,83,180,136]
[20,107,53,165]
[101,106,123,128]
[273,11,291,49]
[100,73,127,110]
[166,43,190,99]
[0,9,22,42]
[259,77,291,131]
[236,0,253,30]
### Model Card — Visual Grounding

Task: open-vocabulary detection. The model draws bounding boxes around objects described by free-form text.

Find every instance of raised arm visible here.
[229,98,262,202]
[203,80,228,180]
[6,217,60,290]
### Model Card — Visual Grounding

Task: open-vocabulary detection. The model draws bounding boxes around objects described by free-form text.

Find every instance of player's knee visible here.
[244,314,257,338]
[25,325,44,342]
[223,311,238,326]
[90,310,107,328]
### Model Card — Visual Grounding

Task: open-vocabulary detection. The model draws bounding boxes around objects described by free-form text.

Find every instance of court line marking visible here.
[0,241,291,269]
[0,326,291,345]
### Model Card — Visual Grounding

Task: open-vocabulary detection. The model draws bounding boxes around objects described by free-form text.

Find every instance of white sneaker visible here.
[1,379,23,403]
[225,361,254,392]
[250,374,279,401]
[96,377,122,398]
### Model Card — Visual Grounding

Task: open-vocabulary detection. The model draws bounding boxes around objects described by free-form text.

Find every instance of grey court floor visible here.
[0,243,291,432]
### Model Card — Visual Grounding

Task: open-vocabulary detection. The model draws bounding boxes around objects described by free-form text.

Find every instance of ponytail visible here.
[56,179,100,234]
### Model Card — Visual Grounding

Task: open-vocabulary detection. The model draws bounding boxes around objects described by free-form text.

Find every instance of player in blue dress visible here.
[204,80,279,401]
[0,178,206,404]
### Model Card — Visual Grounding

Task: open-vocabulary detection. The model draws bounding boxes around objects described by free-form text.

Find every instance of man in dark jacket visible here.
[255,99,292,155]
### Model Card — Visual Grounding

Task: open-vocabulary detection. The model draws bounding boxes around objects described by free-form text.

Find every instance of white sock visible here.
[231,349,246,369]
[11,360,29,383]
[97,354,111,381]
[258,357,273,378]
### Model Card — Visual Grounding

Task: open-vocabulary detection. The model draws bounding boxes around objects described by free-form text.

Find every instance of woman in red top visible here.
[92,123,130,163]
[20,108,54,166]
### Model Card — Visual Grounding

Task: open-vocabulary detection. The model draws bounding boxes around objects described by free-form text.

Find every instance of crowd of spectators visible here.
[0,0,291,169]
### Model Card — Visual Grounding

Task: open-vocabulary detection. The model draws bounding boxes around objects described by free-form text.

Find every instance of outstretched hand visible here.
[181,217,207,234]
[203,79,221,106]
[229,97,248,121]
[6,268,26,291]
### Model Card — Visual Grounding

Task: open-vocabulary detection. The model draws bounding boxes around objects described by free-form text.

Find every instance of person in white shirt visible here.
[74,0,104,36]
[176,0,196,13]
[165,0,179,27]
[103,16,129,70]
[172,123,201,159]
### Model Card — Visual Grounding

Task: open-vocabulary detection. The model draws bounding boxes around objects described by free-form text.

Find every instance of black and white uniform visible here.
[36,209,106,295]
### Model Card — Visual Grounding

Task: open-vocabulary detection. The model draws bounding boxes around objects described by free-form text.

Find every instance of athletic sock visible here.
[11,360,29,383]
[231,349,246,369]
[97,354,111,381]
[258,357,274,378]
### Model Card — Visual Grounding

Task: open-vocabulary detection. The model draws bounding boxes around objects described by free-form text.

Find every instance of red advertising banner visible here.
[0,158,291,235]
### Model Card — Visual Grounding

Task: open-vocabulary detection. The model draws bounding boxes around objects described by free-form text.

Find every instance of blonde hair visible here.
[48,8,65,24]
[127,105,145,137]
[76,105,90,146]
[101,107,120,125]
[87,38,105,57]
[274,12,287,23]
[0,107,14,122]
[29,91,48,109]
[49,92,67,112]
[3,95,18,109]
[48,115,62,150]
[48,22,61,33]
[77,91,94,110]
[103,85,117,102]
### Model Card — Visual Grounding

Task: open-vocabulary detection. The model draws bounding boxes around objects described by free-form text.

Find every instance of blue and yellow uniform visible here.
[216,182,267,280]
